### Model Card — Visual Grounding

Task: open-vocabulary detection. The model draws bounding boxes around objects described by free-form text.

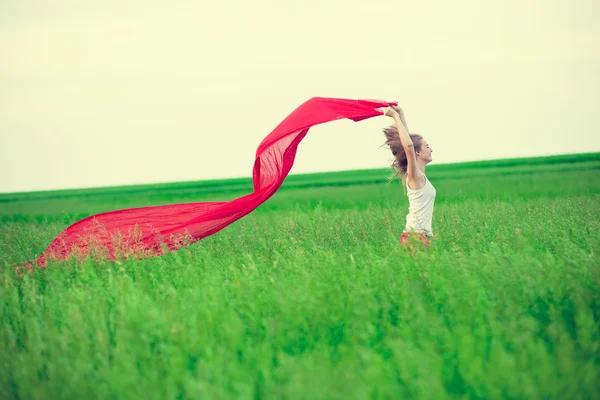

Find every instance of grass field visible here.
[1,152,599,399]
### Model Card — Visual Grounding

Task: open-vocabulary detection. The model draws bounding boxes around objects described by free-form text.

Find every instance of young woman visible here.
[383,106,436,247]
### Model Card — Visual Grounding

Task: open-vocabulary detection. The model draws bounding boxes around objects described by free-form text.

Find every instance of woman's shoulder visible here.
[406,173,427,191]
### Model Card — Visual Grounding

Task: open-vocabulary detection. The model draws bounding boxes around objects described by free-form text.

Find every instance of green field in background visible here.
[1,153,599,399]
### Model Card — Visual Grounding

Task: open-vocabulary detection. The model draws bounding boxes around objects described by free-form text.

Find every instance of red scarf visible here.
[32,97,396,267]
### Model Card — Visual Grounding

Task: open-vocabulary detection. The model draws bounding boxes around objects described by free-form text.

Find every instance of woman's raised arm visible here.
[383,107,422,189]
[393,106,409,132]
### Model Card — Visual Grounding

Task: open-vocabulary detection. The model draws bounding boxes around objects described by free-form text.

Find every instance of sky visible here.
[1,0,599,193]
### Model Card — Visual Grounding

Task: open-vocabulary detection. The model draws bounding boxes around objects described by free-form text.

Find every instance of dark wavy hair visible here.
[382,125,424,189]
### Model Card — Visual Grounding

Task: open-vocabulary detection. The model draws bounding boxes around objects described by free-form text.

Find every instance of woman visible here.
[383,106,436,247]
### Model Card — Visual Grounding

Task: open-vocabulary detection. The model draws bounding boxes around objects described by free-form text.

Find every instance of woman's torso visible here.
[404,174,436,237]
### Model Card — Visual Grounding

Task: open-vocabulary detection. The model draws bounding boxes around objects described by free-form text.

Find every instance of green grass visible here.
[1,153,599,399]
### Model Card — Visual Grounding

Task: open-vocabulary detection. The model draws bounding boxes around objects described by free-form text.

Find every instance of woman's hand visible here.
[391,105,409,131]
[383,107,399,118]
[392,105,404,116]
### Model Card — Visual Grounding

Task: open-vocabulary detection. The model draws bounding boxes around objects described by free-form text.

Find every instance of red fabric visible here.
[33,97,396,267]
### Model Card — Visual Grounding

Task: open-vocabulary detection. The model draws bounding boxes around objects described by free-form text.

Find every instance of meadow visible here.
[1,152,599,399]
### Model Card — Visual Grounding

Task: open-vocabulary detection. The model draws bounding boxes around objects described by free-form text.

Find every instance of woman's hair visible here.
[382,125,424,188]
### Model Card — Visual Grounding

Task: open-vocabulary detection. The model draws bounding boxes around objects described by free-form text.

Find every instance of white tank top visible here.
[404,174,436,237]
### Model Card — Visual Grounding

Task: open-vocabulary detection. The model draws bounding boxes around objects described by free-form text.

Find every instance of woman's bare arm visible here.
[384,107,422,188]
[384,107,414,150]
[393,106,409,132]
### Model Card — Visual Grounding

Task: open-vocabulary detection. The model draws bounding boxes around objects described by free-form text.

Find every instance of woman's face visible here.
[418,140,433,163]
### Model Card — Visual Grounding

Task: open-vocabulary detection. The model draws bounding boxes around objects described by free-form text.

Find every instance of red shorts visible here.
[400,232,431,247]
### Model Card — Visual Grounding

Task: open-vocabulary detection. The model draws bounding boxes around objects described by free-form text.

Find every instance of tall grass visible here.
[1,154,599,399]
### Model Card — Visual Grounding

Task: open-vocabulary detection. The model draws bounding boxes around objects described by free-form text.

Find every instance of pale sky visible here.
[1,0,599,193]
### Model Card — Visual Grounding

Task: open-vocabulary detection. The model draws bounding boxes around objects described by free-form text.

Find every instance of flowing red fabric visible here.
[32,97,396,267]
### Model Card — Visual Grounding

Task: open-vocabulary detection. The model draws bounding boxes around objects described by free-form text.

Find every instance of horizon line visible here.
[2,151,598,196]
